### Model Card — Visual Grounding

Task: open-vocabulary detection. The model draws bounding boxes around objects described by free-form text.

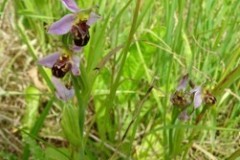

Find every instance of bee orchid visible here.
[171,74,192,109]
[191,87,217,108]
[48,0,100,47]
[38,52,80,78]
[171,74,217,121]
[38,52,80,101]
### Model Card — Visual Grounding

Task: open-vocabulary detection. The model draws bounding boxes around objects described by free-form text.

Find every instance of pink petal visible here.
[61,0,80,12]
[177,74,188,91]
[71,55,80,76]
[52,77,74,101]
[86,12,101,26]
[190,86,201,94]
[192,87,203,108]
[71,45,82,52]
[178,110,189,121]
[48,14,75,35]
[38,53,60,68]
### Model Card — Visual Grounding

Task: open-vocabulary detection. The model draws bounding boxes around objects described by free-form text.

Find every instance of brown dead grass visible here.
[0,1,68,157]
[0,1,32,156]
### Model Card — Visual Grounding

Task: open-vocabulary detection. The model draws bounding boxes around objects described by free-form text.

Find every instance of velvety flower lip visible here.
[171,74,192,108]
[62,0,80,13]
[38,52,80,77]
[52,76,74,101]
[170,91,192,109]
[203,91,217,106]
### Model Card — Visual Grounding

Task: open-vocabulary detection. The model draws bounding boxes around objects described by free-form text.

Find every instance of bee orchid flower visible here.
[38,52,79,101]
[171,74,217,121]
[191,87,217,108]
[171,74,192,108]
[38,52,80,78]
[48,0,100,47]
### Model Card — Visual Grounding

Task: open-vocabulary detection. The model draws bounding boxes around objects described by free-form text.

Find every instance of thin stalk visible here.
[103,0,141,140]
[72,76,86,160]
[108,0,141,111]
[212,64,240,96]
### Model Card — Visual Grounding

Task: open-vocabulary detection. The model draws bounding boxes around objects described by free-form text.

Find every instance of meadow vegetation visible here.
[0,0,240,159]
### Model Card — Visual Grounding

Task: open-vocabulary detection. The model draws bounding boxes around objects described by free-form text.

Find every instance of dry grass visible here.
[0,1,32,156]
[0,2,86,156]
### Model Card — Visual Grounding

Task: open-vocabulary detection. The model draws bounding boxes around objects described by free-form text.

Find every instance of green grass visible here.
[1,0,240,159]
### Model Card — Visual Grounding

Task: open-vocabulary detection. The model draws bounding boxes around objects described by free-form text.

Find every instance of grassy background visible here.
[0,0,240,159]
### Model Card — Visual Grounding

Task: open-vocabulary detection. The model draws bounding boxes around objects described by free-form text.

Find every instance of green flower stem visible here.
[169,107,181,157]
[72,76,85,159]
[72,62,93,159]
[72,80,83,156]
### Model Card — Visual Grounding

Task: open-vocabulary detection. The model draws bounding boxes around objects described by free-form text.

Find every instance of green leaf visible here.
[22,98,54,160]
[0,151,18,160]
[45,147,71,160]
[23,86,40,131]
[26,137,45,160]
[182,30,193,70]
[61,105,82,147]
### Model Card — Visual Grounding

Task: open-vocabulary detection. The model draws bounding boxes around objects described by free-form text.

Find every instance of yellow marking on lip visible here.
[74,12,89,24]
